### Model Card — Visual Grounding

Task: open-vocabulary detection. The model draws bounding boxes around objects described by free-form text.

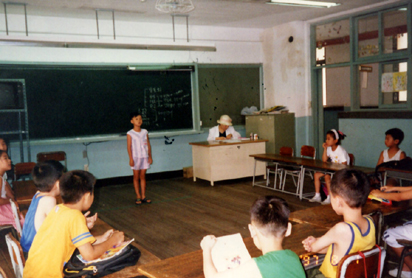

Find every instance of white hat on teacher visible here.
[217,115,233,126]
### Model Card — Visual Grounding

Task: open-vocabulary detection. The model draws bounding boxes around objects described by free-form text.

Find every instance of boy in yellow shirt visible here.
[23,170,124,278]
[302,169,376,278]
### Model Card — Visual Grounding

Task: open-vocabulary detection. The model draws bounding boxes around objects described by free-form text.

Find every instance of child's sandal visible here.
[135,199,142,205]
[141,198,151,204]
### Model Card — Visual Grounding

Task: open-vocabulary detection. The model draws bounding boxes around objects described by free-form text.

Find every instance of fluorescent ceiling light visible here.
[267,0,340,8]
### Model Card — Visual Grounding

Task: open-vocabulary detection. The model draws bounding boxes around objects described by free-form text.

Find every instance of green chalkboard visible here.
[0,65,194,139]
[198,66,261,127]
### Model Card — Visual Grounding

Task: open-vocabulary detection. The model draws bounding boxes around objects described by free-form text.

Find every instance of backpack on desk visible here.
[63,244,141,278]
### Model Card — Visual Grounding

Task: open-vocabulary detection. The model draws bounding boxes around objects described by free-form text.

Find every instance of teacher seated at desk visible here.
[207,115,241,141]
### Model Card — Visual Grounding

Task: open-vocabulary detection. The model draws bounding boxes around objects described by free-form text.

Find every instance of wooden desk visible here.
[13,180,37,204]
[289,199,412,229]
[382,168,412,185]
[13,180,63,206]
[190,140,267,186]
[138,223,328,278]
[250,154,374,200]
[91,218,161,278]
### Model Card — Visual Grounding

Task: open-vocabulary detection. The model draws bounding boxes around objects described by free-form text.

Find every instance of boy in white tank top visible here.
[377,128,406,165]
[376,128,406,187]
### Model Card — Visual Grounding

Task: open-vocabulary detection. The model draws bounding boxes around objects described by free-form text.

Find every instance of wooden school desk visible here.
[189,140,267,186]
[138,223,328,278]
[91,218,161,278]
[382,167,412,186]
[289,199,412,229]
[249,153,374,200]
[13,180,63,206]
[13,180,37,205]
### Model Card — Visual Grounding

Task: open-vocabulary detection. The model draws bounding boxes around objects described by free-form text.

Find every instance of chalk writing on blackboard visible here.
[143,87,191,128]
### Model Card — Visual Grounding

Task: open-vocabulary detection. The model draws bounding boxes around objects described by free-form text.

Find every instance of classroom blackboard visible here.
[0,65,194,140]
[198,66,261,127]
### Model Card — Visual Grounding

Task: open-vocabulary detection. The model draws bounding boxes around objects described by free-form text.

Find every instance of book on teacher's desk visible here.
[211,233,251,272]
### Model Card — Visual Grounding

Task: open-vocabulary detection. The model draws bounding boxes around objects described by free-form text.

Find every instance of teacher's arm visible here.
[207,126,221,141]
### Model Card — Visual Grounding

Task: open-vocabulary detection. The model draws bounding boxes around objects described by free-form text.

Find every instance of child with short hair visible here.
[303,169,375,278]
[20,160,97,257]
[127,111,153,205]
[370,185,412,277]
[23,170,124,278]
[0,137,11,186]
[201,196,306,278]
[0,150,23,229]
[377,128,406,165]
[309,129,350,205]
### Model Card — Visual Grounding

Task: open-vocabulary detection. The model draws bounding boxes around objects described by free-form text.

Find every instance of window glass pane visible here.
[359,63,379,108]
[383,8,408,54]
[316,19,350,65]
[358,15,379,58]
[381,62,408,104]
[324,66,351,107]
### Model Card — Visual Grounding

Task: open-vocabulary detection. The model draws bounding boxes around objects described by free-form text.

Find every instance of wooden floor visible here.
[90,176,319,260]
[0,175,401,277]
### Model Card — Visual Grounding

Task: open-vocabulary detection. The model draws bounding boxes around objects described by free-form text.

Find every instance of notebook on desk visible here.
[211,233,251,272]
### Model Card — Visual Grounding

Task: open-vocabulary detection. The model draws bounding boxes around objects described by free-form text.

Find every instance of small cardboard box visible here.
[183,166,193,178]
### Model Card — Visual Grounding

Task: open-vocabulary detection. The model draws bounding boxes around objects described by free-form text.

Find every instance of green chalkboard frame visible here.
[0,64,200,144]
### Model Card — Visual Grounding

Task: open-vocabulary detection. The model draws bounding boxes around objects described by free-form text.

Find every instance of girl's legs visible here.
[313,172,325,193]
[309,172,325,203]
[139,169,151,203]
[133,170,142,201]
[321,174,332,205]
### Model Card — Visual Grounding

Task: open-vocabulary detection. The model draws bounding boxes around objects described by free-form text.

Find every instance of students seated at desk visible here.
[303,169,375,278]
[201,196,306,278]
[207,115,241,141]
[20,161,97,258]
[310,129,350,205]
[24,170,124,278]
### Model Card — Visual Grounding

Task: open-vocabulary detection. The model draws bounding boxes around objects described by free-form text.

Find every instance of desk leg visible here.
[211,181,214,186]
[299,166,305,200]
[253,159,257,187]
[274,163,278,190]
[193,177,196,182]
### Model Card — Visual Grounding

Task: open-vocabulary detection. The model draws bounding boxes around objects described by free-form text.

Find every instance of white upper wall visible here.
[0,14,263,64]
[261,21,310,118]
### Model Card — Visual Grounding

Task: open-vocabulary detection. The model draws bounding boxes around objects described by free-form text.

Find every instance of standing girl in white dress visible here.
[127,112,153,205]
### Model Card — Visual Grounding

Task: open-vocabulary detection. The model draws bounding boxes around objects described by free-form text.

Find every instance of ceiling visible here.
[1,0,402,29]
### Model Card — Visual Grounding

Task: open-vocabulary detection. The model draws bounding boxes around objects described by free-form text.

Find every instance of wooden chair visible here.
[349,153,355,166]
[281,145,316,192]
[5,232,25,278]
[368,209,383,246]
[394,240,412,278]
[9,199,23,238]
[14,162,36,181]
[336,245,386,278]
[37,151,67,169]
[266,147,294,190]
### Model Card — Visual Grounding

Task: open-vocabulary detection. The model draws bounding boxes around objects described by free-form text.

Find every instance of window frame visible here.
[311,2,412,112]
